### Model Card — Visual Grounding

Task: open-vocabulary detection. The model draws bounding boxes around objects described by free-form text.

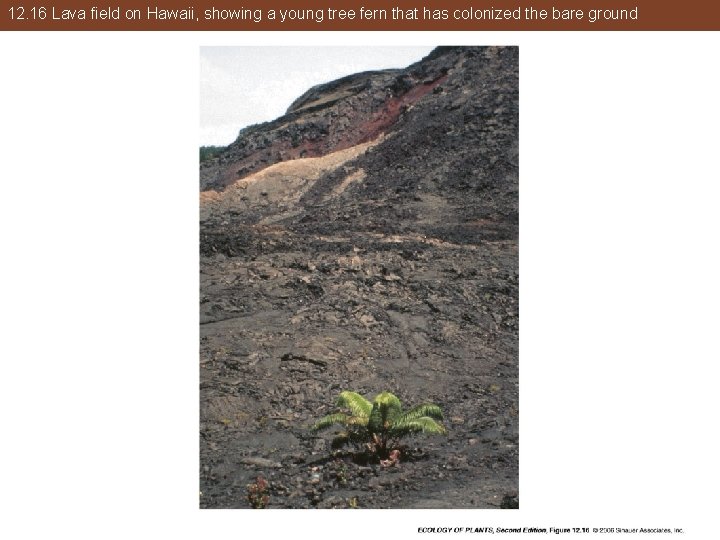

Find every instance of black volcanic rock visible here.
[200,46,518,509]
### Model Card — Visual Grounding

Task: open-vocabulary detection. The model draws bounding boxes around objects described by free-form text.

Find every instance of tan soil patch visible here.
[201,137,383,214]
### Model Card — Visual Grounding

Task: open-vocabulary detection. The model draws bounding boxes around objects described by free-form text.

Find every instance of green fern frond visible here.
[312,413,351,431]
[368,392,403,433]
[368,405,383,434]
[390,416,447,437]
[336,391,372,418]
[396,403,444,423]
[373,392,402,411]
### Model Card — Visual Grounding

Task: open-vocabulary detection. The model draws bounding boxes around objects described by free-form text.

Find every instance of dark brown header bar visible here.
[3,1,719,31]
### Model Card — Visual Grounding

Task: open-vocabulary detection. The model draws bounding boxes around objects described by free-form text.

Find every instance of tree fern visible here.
[311,390,447,459]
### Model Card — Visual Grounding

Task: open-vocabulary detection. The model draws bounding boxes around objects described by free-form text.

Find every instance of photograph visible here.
[199,46,519,509]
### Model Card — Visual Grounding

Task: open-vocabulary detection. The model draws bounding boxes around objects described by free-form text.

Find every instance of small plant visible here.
[334,459,348,486]
[311,391,447,459]
[246,476,270,509]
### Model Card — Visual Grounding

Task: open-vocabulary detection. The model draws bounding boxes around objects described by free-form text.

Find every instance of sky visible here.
[199,46,435,147]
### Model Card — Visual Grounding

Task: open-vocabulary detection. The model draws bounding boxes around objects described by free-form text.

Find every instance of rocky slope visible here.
[200,46,519,509]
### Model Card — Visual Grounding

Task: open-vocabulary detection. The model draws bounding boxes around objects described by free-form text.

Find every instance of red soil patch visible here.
[213,74,449,192]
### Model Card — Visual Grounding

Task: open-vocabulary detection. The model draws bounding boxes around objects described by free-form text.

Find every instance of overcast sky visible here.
[200,46,435,147]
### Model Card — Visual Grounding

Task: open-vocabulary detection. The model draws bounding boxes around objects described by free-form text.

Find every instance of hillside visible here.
[200,46,519,509]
